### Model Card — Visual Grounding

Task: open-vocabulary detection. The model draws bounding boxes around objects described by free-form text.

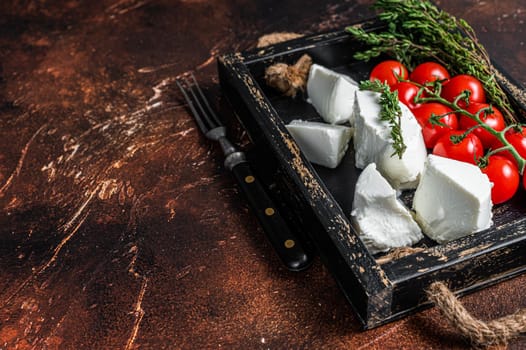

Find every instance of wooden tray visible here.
[217,19,526,329]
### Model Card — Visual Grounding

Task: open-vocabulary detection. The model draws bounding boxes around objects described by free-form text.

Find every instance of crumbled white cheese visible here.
[286,120,353,168]
[351,163,423,254]
[352,90,427,189]
[413,155,493,243]
[306,64,359,125]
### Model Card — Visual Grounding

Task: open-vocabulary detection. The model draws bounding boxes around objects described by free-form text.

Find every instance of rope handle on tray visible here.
[427,282,526,347]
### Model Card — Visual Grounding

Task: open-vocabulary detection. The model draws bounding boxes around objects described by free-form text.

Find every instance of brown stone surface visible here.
[0,0,525,349]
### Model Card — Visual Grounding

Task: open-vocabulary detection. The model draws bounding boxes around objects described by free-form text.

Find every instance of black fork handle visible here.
[177,75,312,271]
[229,160,312,271]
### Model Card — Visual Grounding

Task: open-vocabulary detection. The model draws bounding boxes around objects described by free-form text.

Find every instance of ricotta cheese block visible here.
[413,154,493,243]
[352,90,427,189]
[286,119,353,168]
[351,163,423,254]
[306,64,359,125]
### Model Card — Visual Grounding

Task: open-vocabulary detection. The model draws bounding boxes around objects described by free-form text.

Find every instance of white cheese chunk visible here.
[286,120,353,169]
[352,90,427,189]
[351,163,423,254]
[306,64,359,125]
[413,155,493,243]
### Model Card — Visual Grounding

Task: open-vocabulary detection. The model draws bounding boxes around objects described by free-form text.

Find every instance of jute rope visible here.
[264,54,312,97]
[258,32,312,97]
[256,32,304,48]
[427,282,526,347]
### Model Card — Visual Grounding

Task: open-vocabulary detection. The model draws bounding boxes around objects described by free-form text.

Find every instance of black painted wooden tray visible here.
[217,20,526,329]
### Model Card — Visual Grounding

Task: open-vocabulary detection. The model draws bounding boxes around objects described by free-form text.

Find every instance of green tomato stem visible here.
[413,83,526,174]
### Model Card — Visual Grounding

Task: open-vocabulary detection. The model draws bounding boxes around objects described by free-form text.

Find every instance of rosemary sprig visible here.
[346,0,517,124]
[360,80,406,158]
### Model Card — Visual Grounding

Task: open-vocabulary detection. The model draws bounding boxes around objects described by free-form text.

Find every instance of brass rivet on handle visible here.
[284,239,295,248]
[265,207,275,216]
[244,175,255,183]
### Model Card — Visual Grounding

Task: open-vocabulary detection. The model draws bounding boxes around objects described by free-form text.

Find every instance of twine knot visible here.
[257,32,312,97]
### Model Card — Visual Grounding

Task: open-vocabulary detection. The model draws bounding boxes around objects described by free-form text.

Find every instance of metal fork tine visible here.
[176,78,209,134]
[177,74,311,272]
[186,80,216,131]
[189,73,222,128]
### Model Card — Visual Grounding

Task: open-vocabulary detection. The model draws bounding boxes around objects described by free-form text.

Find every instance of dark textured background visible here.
[0,0,525,349]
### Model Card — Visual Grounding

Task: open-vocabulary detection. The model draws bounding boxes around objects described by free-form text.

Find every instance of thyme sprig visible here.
[360,80,406,158]
[346,0,516,124]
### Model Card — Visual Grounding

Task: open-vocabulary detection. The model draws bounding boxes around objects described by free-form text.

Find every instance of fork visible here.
[176,73,312,271]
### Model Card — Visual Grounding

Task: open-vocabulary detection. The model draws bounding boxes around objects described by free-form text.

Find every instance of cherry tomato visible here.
[492,126,526,169]
[432,130,484,165]
[412,103,458,148]
[370,60,408,87]
[458,103,505,148]
[441,74,486,106]
[391,82,422,109]
[480,155,519,204]
[409,62,450,85]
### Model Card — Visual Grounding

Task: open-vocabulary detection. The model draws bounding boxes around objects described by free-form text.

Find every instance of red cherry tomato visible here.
[432,130,484,165]
[441,74,486,105]
[409,62,450,85]
[370,60,408,87]
[492,126,526,169]
[458,103,505,148]
[412,103,458,148]
[480,155,519,204]
[391,82,422,109]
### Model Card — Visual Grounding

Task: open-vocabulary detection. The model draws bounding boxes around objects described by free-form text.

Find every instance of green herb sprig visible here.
[346,0,516,124]
[360,80,406,158]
